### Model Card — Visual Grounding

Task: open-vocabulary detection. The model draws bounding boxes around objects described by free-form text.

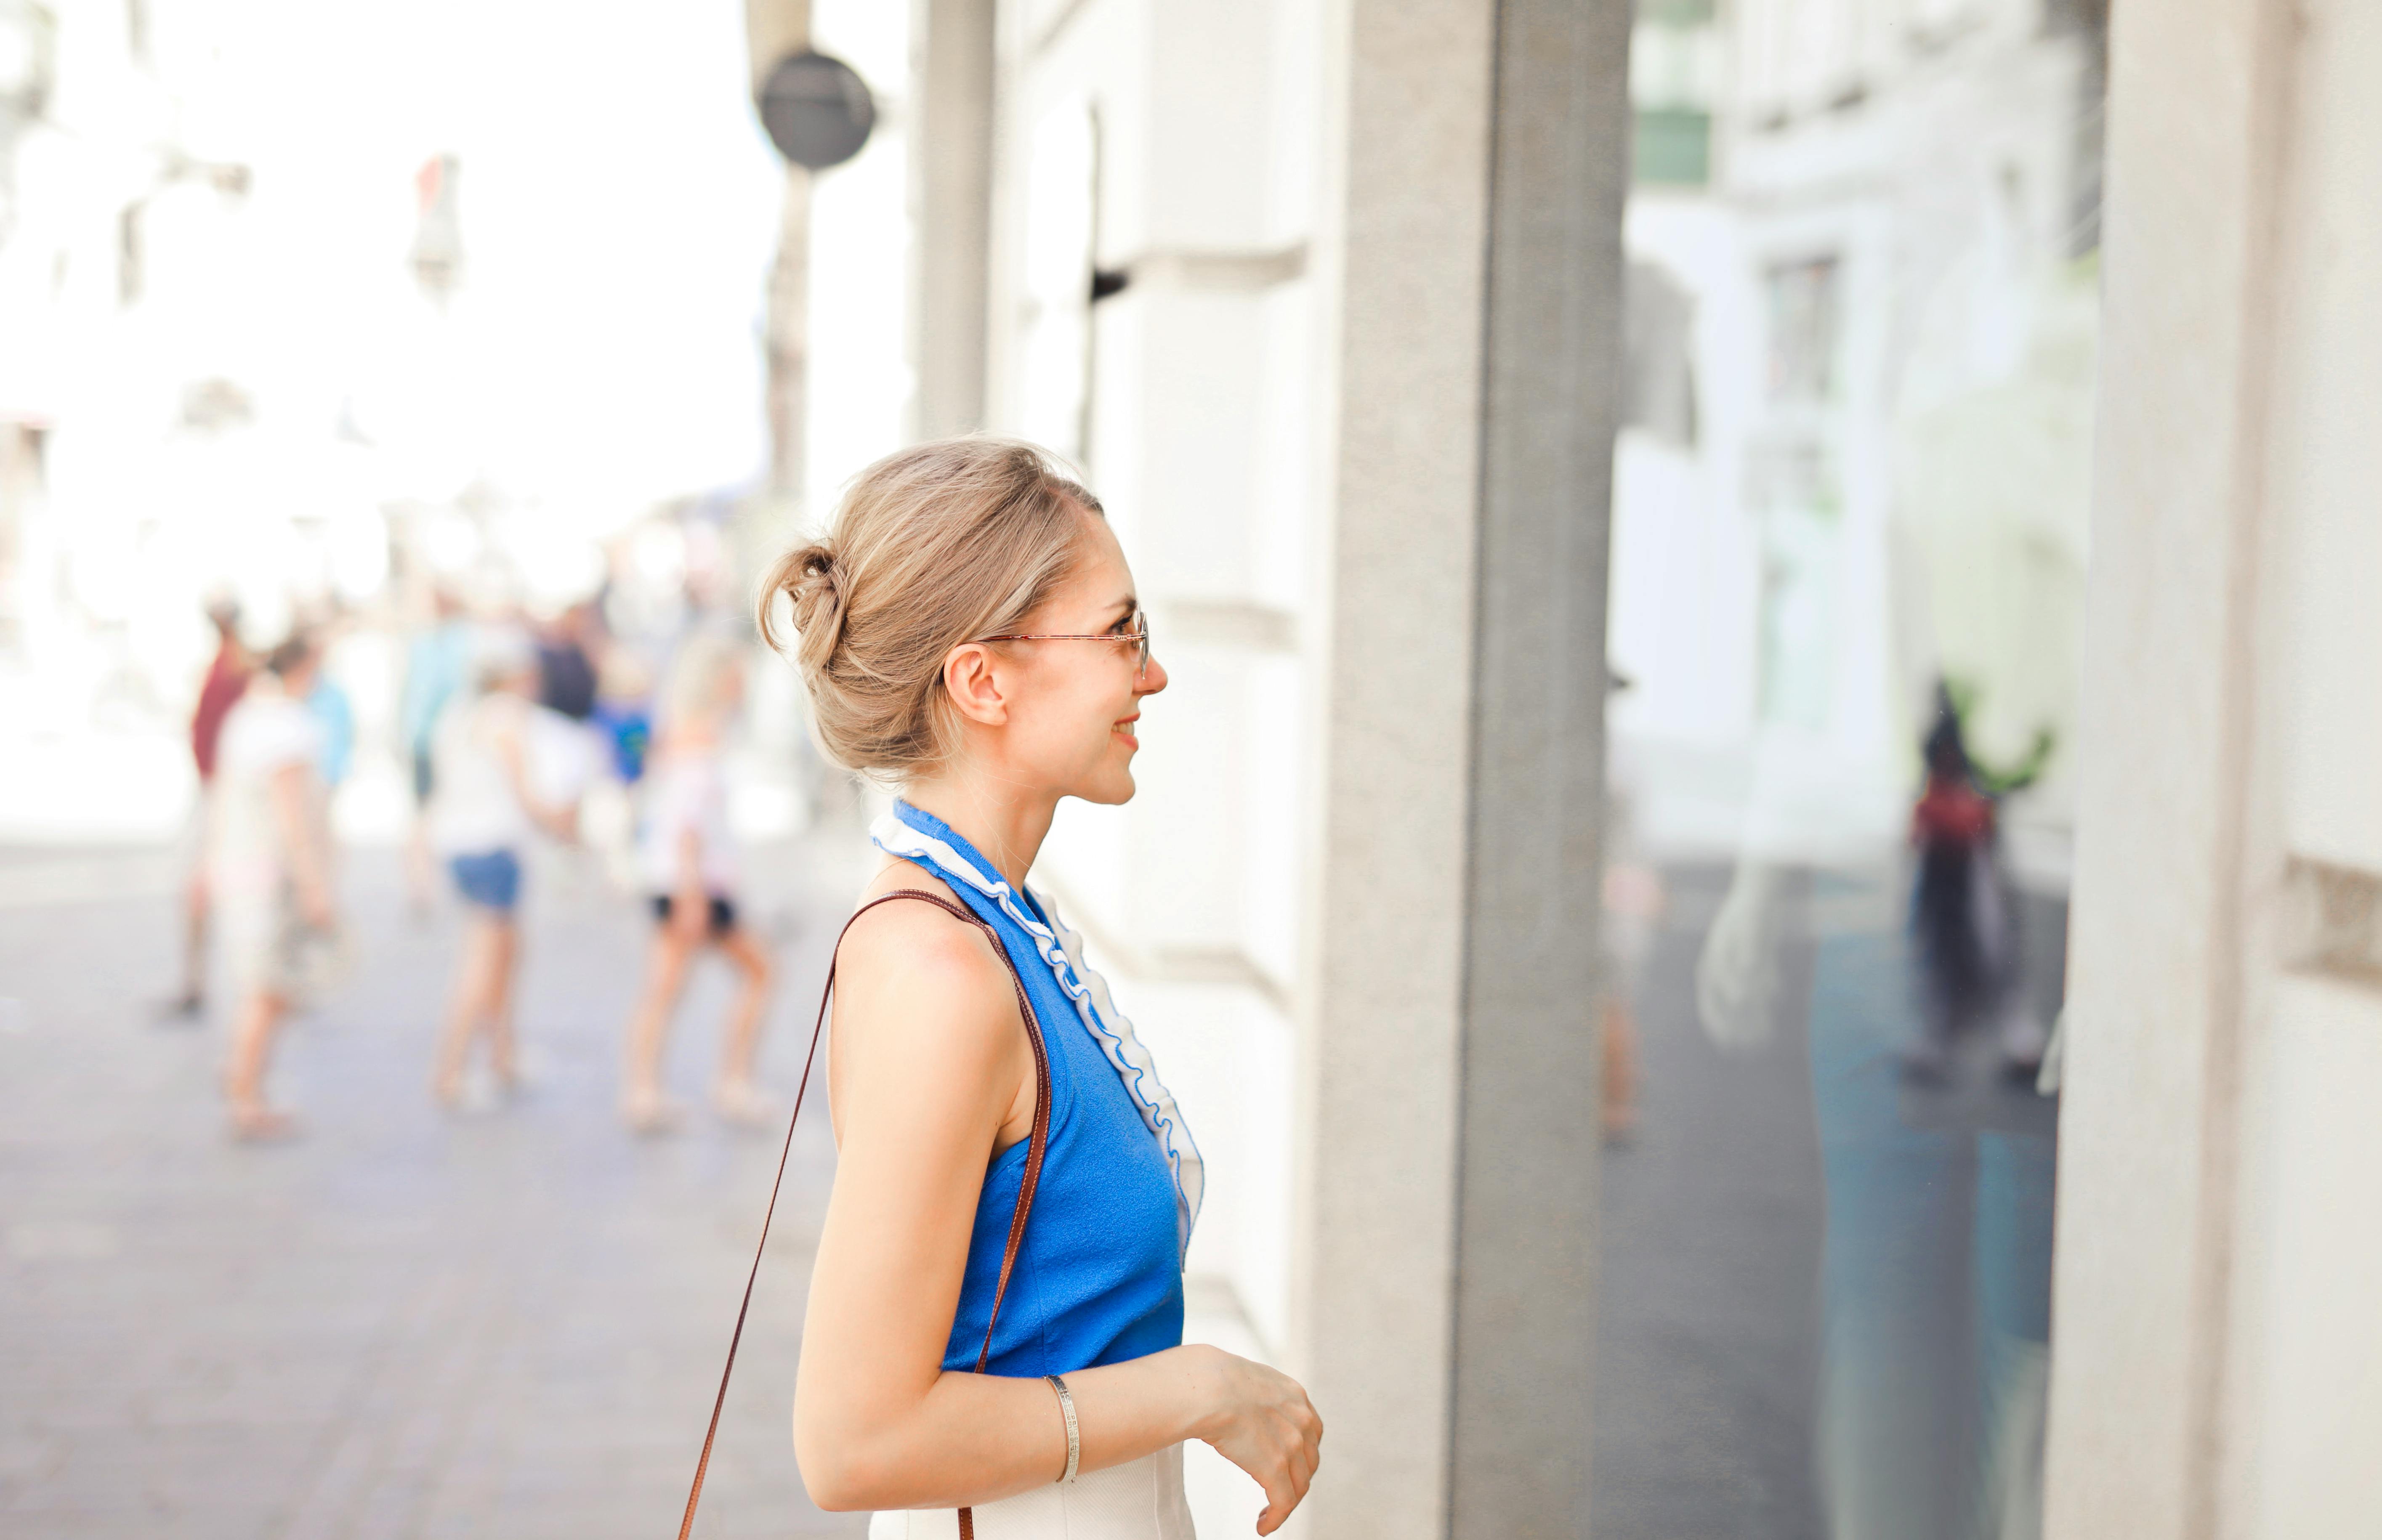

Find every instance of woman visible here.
[620,632,776,1131]
[760,441,1320,1537]
[211,631,339,1139]
[428,631,578,1107]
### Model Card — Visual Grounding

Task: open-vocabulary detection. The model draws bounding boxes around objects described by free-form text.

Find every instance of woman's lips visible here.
[1114,713,1140,746]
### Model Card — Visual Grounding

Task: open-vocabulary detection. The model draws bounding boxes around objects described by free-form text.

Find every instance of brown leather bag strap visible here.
[676,887,1052,1540]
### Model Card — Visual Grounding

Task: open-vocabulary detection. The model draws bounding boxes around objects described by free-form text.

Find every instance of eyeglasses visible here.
[976,609,1153,677]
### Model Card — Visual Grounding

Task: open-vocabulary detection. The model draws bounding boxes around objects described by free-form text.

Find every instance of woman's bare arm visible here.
[792,894,1321,1529]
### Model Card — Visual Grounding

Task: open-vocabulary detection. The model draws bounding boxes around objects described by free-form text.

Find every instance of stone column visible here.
[1298,1,1493,1530]
[1449,0,1630,1533]
[746,0,812,498]
[916,0,997,440]
[1300,1,1627,1535]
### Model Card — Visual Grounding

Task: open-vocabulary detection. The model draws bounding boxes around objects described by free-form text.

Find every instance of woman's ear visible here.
[943,643,1008,727]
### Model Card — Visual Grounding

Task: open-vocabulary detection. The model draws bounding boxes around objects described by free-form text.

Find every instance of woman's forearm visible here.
[1059,1346,1222,1473]
[796,1344,1218,1512]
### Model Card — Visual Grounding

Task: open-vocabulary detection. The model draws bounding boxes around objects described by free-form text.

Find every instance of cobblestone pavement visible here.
[0,830,873,1540]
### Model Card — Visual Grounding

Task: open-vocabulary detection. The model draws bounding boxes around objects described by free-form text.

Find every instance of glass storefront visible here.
[1596,3,2107,1535]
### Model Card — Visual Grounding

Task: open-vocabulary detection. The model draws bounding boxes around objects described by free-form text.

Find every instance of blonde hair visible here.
[758,437,1103,777]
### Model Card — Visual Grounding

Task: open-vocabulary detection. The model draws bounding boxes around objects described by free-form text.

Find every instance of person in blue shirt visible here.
[398,590,472,910]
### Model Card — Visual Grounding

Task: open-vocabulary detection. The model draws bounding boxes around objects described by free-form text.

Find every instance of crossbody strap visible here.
[676,887,1053,1540]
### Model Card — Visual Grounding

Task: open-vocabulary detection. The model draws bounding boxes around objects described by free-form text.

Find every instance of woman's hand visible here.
[1185,1345,1324,1535]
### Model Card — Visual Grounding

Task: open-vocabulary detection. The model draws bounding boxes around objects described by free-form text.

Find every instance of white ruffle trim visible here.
[872,807,1203,1257]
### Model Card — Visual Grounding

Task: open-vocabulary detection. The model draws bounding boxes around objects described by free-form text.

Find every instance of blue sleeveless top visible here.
[875,801,1191,1377]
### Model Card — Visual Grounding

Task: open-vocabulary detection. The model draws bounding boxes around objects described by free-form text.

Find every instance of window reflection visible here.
[1598,2,2106,1535]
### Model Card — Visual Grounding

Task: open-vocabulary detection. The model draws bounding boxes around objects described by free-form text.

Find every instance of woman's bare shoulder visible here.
[847,863,980,961]
[833,866,1022,1058]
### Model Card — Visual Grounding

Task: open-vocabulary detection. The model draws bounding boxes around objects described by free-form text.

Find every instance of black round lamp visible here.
[756,50,876,171]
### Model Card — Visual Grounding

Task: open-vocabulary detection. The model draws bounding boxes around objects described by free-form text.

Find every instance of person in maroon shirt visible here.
[1904,686,2020,1077]
[170,599,250,1018]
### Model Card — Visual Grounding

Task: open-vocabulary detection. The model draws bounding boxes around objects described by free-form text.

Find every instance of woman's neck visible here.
[898,773,1055,892]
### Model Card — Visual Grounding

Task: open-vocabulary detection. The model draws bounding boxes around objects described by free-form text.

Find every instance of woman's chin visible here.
[1073,765,1138,807]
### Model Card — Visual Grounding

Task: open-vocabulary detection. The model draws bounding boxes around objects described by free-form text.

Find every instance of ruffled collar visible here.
[872,799,1203,1256]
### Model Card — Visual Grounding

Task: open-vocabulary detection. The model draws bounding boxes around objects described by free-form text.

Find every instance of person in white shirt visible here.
[428,631,579,1107]
[211,632,338,1140]
[619,634,775,1132]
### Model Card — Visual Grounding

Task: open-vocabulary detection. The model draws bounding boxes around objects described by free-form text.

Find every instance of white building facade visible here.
[949,2,1627,1534]
[904,0,2382,1535]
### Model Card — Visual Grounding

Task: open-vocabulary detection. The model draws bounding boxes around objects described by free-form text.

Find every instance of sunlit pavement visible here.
[0,831,870,1540]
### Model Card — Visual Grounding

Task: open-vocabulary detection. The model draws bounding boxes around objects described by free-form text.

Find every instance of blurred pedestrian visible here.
[619,634,774,1132]
[170,597,251,1019]
[212,631,340,1139]
[537,597,603,722]
[306,651,357,790]
[399,588,473,914]
[1904,683,2023,1078]
[590,645,655,785]
[427,632,580,1108]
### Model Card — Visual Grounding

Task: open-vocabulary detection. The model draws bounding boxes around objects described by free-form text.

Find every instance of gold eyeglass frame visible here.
[976,609,1153,677]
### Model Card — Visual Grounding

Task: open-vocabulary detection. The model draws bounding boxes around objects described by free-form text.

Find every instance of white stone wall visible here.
[2216,0,2382,1532]
[985,7,1502,1534]
[988,0,1326,1410]
[2047,0,2382,1535]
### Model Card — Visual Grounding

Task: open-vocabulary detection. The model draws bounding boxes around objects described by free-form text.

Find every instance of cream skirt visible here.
[868,1445,1194,1540]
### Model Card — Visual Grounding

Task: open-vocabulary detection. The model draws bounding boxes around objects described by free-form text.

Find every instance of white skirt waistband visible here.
[867,1444,1194,1540]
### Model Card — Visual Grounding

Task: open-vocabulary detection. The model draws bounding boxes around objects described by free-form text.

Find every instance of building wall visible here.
[966,1,2382,1534]
[2216,0,2382,1532]
[989,0,1325,1367]
[2045,0,2382,1535]
[982,3,1549,1534]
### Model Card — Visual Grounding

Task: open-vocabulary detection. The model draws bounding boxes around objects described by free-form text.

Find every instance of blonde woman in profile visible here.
[695,441,1320,1539]
[619,632,776,1132]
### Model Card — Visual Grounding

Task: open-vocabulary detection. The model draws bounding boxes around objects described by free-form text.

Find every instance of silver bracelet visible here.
[1045,1373,1080,1484]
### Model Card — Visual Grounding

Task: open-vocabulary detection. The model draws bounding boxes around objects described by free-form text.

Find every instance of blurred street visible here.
[0,832,868,1540]
[11,0,2360,1529]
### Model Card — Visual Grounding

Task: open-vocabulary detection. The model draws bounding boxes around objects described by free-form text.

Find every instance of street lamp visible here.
[755,49,875,170]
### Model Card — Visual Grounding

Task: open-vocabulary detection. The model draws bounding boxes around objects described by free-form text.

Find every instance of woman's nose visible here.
[1136,655,1168,695]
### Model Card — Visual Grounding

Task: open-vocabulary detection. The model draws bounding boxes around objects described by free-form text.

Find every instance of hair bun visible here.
[753,436,1099,775]
[763,540,848,668]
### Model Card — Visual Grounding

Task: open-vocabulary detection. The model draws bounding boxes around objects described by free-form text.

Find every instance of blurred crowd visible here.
[167,566,795,1142]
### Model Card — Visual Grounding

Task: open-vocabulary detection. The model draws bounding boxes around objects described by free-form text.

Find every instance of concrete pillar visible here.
[746,0,812,497]
[915,0,996,439]
[1449,0,1630,1532]
[2040,0,2294,1533]
[1300,0,1627,1534]
[1298,2,1492,1533]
